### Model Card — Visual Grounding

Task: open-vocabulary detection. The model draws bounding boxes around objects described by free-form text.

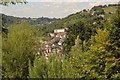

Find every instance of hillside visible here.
[2,3,120,79]
[1,4,118,32]
[42,4,118,33]
[37,4,119,53]
[1,13,59,28]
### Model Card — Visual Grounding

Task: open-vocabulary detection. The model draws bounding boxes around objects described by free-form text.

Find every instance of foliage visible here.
[0,0,27,5]
[68,36,83,78]
[84,29,120,79]
[63,21,85,54]
[29,4,120,79]
[67,28,120,79]
[2,22,37,79]
[1,14,58,28]
[2,3,120,79]
[29,54,74,78]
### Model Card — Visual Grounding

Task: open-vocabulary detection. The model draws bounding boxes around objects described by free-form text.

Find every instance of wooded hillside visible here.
[2,3,120,79]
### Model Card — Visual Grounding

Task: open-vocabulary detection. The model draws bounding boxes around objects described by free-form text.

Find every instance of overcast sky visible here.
[1,0,119,18]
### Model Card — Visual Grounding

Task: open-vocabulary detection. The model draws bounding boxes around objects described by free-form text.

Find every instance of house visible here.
[98,14,104,18]
[49,33,55,37]
[54,29,66,33]
[93,22,97,25]
[58,38,65,46]
[56,32,66,38]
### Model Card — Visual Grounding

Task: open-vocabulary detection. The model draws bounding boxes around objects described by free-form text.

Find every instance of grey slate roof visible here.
[59,38,65,44]
[47,37,60,45]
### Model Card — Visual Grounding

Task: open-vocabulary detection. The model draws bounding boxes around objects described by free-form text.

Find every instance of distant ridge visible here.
[1,13,59,27]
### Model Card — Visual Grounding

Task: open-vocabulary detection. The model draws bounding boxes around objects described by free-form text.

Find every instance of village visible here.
[37,28,67,59]
[36,10,106,60]
[2,2,119,78]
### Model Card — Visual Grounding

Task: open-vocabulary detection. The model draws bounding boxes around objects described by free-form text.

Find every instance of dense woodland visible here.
[1,3,120,79]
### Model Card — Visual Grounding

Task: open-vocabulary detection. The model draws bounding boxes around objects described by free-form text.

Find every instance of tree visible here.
[79,29,120,79]
[0,0,27,5]
[29,53,74,78]
[2,22,37,79]
[63,21,85,54]
[104,12,120,58]
[69,36,83,78]
[29,56,49,78]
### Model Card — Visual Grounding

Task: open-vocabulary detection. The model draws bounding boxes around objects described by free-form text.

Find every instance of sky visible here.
[0,0,119,18]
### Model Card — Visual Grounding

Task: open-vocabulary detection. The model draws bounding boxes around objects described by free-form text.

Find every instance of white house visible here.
[54,29,65,33]
[49,33,55,37]
[98,14,104,18]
